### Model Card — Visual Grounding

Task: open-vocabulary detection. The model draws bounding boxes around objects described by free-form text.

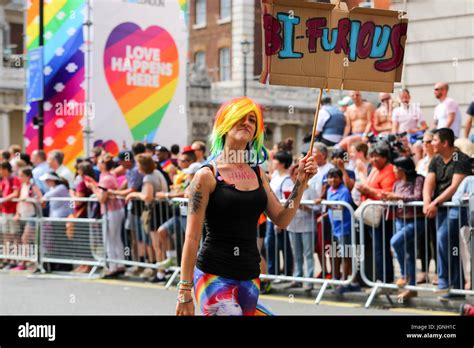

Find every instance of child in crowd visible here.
[325,168,359,294]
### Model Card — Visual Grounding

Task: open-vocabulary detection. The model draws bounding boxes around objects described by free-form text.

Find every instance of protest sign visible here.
[260,0,408,92]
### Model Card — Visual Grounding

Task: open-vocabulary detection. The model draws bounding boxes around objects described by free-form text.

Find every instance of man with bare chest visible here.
[373,93,393,135]
[339,91,374,150]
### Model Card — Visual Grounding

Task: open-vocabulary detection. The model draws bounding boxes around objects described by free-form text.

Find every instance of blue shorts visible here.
[128,213,149,244]
[161,215,187,236]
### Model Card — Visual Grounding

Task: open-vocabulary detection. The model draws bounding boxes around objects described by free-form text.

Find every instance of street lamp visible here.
[241,40,250,96]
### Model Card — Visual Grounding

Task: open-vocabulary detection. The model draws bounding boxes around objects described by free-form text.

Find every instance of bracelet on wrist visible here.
[177,296,193,304]
[177,283,193,288]
[177,280,194,287]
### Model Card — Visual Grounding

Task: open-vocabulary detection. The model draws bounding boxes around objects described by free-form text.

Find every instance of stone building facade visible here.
[392,0,474,134]
[0,0,24,150]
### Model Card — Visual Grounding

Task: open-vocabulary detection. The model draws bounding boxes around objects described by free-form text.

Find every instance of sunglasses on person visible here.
[381,98,391,102]
[423,140,432,144]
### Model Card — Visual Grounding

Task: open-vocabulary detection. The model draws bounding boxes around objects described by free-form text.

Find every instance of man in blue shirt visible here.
[31,150,50,193]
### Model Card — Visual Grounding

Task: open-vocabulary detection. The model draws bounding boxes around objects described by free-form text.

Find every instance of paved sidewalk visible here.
[268,281,473,313]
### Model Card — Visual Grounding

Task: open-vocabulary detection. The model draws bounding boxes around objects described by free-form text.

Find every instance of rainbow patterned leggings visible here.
[193,267,273,316]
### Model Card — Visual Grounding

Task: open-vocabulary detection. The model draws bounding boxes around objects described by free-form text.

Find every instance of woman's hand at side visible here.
[176,290,195,316]
[175,167,214,316]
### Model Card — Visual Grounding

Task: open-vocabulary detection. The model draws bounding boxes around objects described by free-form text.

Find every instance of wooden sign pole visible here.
[307,87,324,155]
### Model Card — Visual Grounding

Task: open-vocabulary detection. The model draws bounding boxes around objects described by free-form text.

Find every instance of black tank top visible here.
[196,162,268,280]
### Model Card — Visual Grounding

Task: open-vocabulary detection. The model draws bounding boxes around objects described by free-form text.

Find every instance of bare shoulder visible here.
[364,101,375,111]
[191,166,216,192]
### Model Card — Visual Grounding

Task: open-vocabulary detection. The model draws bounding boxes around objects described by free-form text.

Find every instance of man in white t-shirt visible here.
[392,89,428,135]
[307,142,333,277]
[431,82,462,138]
[307,143,334,212]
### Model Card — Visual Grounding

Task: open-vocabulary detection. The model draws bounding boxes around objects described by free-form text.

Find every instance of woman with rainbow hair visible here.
[176,97,317,316]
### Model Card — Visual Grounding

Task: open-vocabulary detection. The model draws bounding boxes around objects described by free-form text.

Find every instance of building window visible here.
[195,0,206,26]
[219,48,231,81]
[219,0,231,20]
[195,51,206,69]
[9,23,23,55]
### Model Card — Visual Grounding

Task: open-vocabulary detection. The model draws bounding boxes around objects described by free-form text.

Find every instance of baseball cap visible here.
[155,145,169,153]
[182,162,202,175]
[181,145,194,154]
[338,96,353,107]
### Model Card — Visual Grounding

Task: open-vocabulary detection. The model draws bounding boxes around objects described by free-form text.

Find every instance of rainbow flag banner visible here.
[92,0,188,150]
[25,0,86,168]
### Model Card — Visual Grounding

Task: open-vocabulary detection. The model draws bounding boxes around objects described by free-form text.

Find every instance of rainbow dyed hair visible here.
[209,97,268,166]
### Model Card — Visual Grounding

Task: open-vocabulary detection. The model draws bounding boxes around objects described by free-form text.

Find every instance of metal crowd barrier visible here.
[3,193,473,310]
[0,198,41,265]
[0,197,106,276]
[258,199,358,304]
[105,197,185,287]
[40,197,106,275]
[159,198,359,303]
[359,200,474,308]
